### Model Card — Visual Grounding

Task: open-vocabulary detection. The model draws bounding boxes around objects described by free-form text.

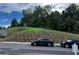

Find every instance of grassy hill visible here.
[7,27,79,36]
[1,27,79,42]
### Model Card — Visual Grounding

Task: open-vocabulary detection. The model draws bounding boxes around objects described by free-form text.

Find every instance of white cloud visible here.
[0,3,71,13]
[50,3,70,12]
[0,3,40,13]
[0,24,10,28]
[51,9,63,13]
[0,3,31,13]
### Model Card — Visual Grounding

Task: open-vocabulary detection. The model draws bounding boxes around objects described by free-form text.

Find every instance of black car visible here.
[31,39,54,47]
[60,40,79,48]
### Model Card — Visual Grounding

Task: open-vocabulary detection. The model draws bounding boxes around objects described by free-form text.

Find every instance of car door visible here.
[38,40,44,46]
[67,41,74,48]
[39,40,47,46]
[70,40,78,48]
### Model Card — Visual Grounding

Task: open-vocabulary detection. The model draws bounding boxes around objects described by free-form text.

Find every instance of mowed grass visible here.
[7,27,26,35]
[7,27,79,37]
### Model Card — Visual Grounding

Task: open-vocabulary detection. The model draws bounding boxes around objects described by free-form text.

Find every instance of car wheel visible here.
[33,43,37,46]
[65,44,69,48]
[48,43,52,47]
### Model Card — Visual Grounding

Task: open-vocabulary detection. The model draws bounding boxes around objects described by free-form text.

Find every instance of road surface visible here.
[0,42,76,55]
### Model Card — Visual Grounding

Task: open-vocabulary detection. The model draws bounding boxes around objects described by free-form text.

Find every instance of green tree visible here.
[11,18,18,27]
[30,6,49,28]
[18,3,79,34]
[63,3,79,32]
[64,16,76,32]
[0,26,2,30]
[20,9,33,27]
[48,11,62,30]
[65,4,77,17]
[31,6,45,27]
[73,21,79,33]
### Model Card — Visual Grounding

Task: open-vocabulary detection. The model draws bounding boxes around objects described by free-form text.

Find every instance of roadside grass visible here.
[7,27,26,35]
[7,27,79,37]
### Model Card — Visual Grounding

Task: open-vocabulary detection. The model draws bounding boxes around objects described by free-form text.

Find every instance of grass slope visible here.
[7,27,79,37]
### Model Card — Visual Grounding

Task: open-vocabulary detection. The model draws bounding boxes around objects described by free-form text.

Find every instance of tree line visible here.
[10,4,79,34]
[0,26,6,30]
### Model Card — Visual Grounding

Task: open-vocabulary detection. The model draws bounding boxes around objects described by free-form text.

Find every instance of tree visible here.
[31,6,44,27]
[62,4,79,32]
[20,9,33,27]
[47,11,62,30]
[65,4,77,17]
[29,6,48,27]
[2,27,6,29]
[64,16,76,32]
[16,3,79,34]
[73,21,79,33]
[11,18,18,27]
[0,26,2,30]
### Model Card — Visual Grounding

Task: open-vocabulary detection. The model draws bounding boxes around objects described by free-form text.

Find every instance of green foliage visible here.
[11,18,18,27]
[0,26,2,30]
[0,26,6,30]
[10,3,79,34]
[7,27,79,37]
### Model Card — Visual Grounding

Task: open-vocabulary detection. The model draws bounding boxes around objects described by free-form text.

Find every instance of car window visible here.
[39,39,48,41]
[76,40,79,43]
[71,40,79,43]
[42,39,49,40]
[71,40,76,43]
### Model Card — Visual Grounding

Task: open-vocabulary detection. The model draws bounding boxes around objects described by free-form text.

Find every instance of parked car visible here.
[0,29,8,38]
[60,40,79,48]
[31,38,54,47]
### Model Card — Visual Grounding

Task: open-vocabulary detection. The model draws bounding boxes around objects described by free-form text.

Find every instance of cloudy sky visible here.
[0,3,71,27]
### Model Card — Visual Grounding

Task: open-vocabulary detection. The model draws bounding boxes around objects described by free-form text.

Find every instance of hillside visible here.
[1,27,79,43]
[7,27,79,36]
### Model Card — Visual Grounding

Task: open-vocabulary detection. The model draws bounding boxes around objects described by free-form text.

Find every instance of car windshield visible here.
[72,40,79,42]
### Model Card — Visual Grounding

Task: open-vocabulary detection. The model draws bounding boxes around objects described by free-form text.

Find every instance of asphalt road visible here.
[0,42,76,55]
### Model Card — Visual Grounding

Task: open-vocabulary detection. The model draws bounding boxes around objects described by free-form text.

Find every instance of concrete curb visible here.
[0,42,60,46]
[0,42,31,44]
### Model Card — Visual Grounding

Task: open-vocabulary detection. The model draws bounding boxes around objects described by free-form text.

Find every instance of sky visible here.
[0,3,71,27]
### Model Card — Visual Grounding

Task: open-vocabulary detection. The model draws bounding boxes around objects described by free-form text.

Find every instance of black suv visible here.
[31,38,54,47]
[60,40,79,48]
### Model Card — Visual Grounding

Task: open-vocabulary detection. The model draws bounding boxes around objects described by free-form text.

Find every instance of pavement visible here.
[0,42,77,55]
